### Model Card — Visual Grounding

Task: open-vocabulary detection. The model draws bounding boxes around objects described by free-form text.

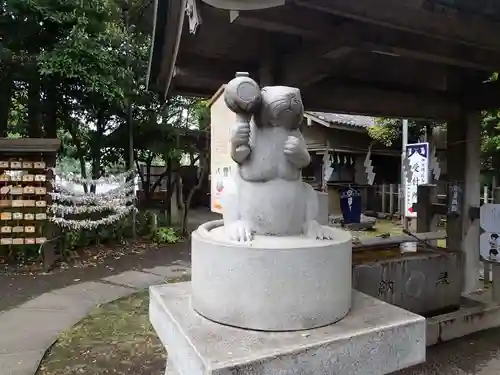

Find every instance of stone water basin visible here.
[352,243,464,316]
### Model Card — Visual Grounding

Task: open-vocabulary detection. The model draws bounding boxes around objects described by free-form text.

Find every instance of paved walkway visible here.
[0,260,192,375]
[0,208,219,375]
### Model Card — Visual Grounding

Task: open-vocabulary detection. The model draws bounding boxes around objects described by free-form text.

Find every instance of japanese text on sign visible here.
[404,143,429,218]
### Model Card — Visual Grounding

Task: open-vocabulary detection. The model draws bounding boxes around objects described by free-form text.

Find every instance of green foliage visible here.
[1,0,204,267]
[153,227,182,244]
[193,100,210,131]
[61,216,133,253]
[367,118,443,147]
[481,110,500,171]
[367,118,403,147]
[136,211,158,237]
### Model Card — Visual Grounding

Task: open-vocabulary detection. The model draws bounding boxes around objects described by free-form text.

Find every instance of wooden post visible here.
[322,149,329,193]
[483,184,492,283]
[416,185,439,248]
[381,184,387,213]
[492,188,500,302]
[389,184,395,215]
[397,183,402,217]
[446,111,481,293]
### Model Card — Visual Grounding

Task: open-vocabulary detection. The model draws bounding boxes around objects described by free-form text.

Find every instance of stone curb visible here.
[0,264,191,375]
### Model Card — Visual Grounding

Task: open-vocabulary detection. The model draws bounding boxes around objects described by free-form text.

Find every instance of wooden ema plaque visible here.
[0,159,50,245]
[0,138,60,270]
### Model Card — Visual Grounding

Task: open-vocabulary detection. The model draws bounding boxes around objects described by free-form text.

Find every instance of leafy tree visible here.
[1,0,207,237]
[367,118,442,147]
[481,110,500,173]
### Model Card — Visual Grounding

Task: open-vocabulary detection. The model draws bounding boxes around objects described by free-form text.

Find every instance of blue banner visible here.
[340,187,362,224]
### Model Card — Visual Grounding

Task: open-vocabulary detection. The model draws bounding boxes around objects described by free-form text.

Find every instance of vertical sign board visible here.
[404,143,429,218]
[480,204,500,262]
[210,88,237,214]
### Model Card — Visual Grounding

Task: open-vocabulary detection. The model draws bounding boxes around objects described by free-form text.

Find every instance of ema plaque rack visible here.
[0,138,60,269]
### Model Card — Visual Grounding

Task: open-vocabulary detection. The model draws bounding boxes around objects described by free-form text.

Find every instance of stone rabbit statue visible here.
[222,72,329,242]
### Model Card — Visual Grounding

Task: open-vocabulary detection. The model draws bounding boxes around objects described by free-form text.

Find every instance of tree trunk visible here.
[0,67,13,137]
[144,152,153,204]
[68,125,88,193]
[78,153,88,193]
[90,110,105,193]
[179,154,207,236]
[28,73,42,138]
[43,79,58,138]
[164,157,173,225]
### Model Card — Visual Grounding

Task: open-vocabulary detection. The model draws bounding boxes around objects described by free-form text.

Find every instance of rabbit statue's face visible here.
[256,86,304,130]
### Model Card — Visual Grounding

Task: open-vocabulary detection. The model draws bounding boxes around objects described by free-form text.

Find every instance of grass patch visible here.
[37,274,191,375]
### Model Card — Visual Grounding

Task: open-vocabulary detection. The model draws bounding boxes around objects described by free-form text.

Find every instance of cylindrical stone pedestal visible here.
[191,220,352,331]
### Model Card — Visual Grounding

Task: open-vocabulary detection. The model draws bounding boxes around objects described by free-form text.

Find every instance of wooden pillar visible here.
[492,187,500,302]
[416,184,439,247]
[416,184,438,232]
[322,149,329,192]
[258,41,279,86]
[381,184,387,213]
[397,183,402,216]
[446,111,481,293]
[389,184,395,214]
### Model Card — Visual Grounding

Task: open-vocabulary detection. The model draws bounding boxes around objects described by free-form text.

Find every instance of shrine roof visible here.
[306,112,374,129]
[148,0,500,120]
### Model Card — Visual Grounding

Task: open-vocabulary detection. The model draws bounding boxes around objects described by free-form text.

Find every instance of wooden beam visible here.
[293,0,500,52]
[462,82,500,110]
[174,55,259,83]
[229,4,340,39]
[282,19,500,88]
[301,80,460,120]
[287,28,499,89]
[361,26,500,72]
[230,3,500,71]
[283,23,360,86]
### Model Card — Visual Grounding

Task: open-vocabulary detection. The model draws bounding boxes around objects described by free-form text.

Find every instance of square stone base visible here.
[150,282,426,375]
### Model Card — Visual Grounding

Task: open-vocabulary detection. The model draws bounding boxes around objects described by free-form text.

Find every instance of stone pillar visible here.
[446,111,481,294]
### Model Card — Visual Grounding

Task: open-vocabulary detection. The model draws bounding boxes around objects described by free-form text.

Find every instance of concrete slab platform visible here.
[150,282,426,375]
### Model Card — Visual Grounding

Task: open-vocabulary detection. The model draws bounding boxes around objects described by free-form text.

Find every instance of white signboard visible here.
[480,204,500,262]
[404,142,429,218]
[210,88,237,214]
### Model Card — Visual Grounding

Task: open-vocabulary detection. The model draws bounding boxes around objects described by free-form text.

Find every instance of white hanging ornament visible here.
[49,171,137,229]
[56,169,136,186]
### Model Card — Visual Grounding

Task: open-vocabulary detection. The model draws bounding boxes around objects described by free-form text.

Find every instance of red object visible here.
[216,181,224,192]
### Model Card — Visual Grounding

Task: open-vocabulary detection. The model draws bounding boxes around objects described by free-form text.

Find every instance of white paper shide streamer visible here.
[49,170,137,230]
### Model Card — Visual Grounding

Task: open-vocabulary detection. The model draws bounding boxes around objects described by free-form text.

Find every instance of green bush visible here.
[60,210,164,255]
[153,227,182,244]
